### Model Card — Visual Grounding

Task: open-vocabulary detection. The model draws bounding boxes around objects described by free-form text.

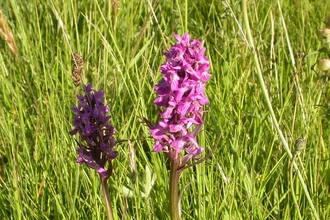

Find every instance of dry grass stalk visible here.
[128,140,136,183]
[0,10,19,59]
[112,0,120,29]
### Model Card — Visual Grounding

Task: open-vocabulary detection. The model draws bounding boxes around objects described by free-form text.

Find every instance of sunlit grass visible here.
[0,0,330,219]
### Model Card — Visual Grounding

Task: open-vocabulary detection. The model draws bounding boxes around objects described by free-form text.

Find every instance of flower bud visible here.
[317,28,330,41]
[317,58,330,72]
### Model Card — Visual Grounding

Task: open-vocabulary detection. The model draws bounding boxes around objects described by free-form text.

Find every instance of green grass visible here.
[1,0,330,219]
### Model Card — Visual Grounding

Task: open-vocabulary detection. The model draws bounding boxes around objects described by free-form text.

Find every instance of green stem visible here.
[169,160,180,220]
[290,157,303,220]
[101,178,115,220]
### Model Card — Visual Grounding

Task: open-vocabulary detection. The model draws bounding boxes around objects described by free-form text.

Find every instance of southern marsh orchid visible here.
[150,33,211,168]
[148,33,212,219]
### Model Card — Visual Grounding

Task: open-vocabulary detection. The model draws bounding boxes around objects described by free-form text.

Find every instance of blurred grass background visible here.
[0,0,330,219]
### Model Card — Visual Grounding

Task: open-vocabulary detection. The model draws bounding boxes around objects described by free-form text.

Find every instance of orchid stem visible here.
[169,160,181,220]
[101,177,115,220]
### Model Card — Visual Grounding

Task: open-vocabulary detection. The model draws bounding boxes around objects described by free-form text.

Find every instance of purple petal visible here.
[150,33,210,164]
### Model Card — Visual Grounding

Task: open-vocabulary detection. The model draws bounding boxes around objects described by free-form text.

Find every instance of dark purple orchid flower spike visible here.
[70,84,117,179]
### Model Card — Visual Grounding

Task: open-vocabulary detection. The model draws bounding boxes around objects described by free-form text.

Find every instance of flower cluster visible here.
[316,16,330,72]
[70,84,117,178]
[150,33,211,165]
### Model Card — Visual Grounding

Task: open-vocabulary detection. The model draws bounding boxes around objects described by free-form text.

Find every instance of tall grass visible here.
[0,0,330,219]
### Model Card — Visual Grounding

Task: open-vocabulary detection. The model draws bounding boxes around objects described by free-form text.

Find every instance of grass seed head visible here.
[72,53,84,87]
[0,10,19,59]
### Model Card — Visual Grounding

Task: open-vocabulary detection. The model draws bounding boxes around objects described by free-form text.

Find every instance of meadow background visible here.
[0,0,330,219]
